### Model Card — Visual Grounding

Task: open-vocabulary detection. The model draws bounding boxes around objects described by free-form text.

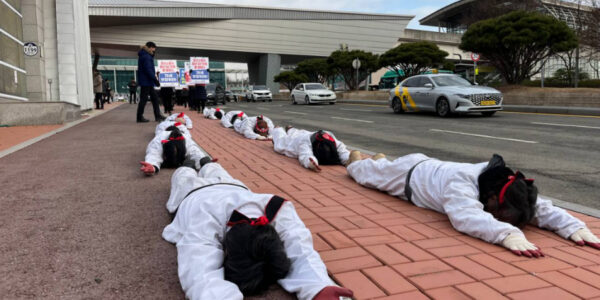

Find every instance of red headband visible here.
[161,136,185,144]
[215,108,220,112]
[237,112,244,118]
[255,119,269,133]
[316,132,336,145]
[498,171,534,205]
[177,112,184,118]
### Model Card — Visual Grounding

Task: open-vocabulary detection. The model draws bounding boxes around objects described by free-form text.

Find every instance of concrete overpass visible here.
[89,0,413,91]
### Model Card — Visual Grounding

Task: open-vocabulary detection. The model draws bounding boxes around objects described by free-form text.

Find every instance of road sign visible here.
[352,58,361,69]
[471,53,480,62]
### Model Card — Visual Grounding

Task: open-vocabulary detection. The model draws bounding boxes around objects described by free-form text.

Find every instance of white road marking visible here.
[341,108,373,112]
[284,111,307,115]
[531,122,600,130]
[331,116,374,123]
[429,129,538,144]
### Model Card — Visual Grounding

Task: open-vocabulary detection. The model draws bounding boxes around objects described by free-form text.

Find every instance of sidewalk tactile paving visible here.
[184,113,600,300]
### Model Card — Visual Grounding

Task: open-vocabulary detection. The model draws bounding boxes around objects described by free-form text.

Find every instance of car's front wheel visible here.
[436,97,451,118]
[392,97,404,114]
[292,95,297,105]
[481,111,496,117]
[305,95,310,105]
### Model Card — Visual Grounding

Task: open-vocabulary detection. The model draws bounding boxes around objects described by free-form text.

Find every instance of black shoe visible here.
[156,115,166,122]
[137,118,149,123]
[199,156,214,168]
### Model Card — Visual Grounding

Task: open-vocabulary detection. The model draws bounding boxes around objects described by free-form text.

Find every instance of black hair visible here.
[215,110,223,119]
[161,128,186,168]
[497,175,538,228]
[311,131,341,165]
[478,155,537,228]
[223,223,291,296]
[230,114,240,125]
[146,41,157,48]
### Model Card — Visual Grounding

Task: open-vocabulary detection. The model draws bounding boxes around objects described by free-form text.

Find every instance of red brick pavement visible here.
[185,111,600,300]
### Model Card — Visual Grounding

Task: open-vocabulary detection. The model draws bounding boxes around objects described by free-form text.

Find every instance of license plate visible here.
[480,100,495,106]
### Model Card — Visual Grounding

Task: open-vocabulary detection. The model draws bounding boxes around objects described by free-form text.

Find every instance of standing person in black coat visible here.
[196,83,207,113]
[188,84,197,111]
[136,41,165,123]
[128,78,138,104]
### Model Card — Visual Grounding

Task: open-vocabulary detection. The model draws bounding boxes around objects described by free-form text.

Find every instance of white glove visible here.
[570,228,600,250]
[502,233,543,258]
[256,135,266,140]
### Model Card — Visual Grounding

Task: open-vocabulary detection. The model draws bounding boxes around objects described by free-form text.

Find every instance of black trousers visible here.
[129,91,137,104]
[199,98,206,112]
[95,93,104,109]
[160,88,174,114]
[137,86,162,121]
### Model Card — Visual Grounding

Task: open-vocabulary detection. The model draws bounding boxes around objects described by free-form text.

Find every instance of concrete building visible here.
[88,0,413,92]
[2,0,413,125]
[0,0,93,125]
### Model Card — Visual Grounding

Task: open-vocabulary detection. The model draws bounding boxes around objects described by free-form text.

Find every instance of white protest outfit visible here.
[165,113,193,129]
[144,129,207,172]
[155,120,192,136]
[232,116,275,140]
[347,154,586,244]
[202,107,225,120]
[271,127,350,169]
[220,110,246,128]
[163,164,334,300]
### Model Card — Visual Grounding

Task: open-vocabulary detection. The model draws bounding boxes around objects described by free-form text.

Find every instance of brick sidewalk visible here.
[186,112,600,300]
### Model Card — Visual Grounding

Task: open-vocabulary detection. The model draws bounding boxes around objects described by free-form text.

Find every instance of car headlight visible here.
[455,93,470,99]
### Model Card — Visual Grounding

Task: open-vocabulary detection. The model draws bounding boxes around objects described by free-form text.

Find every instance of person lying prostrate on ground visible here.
[346,152,600,258]
[155,120,190,136]
[271,126,350,172]
[203,107,224,120]
[221,110,246,128]
[162,158,354,300]
[165,112,193,129]
[233,115,274,140]
[140,126,206,175]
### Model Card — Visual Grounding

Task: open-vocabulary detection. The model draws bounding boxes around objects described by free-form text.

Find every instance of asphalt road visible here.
[220,100,600,210]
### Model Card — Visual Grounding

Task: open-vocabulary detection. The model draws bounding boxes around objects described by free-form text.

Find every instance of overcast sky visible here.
[165,0,458,31]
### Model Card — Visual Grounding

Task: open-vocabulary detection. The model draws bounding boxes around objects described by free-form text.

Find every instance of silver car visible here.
[388,74,503,117]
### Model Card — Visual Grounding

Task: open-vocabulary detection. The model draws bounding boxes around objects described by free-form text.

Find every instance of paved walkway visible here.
[1,104,599,299]
[186,109,600,300]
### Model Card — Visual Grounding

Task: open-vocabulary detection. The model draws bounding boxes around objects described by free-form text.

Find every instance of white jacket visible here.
[202,107,225,120]
[272,127,350,169]
[163,165,334,300]
[221,110,246,128]
[347,154,586,244]
[166,113,193,129]
[233,116,275,140]
[144,130,206,171]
